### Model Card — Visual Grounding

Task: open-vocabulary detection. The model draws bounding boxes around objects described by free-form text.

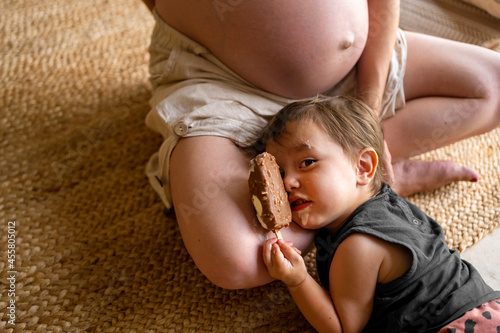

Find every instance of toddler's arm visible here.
[263,235,388,332]
[264,239,343,332]
[357,0,400,115]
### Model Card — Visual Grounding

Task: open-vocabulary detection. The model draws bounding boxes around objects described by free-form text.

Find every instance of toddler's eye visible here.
[300,159,316,168]
[280,171,285,179]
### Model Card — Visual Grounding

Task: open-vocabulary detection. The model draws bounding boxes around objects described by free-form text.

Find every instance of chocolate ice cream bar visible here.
[248,152,291,239]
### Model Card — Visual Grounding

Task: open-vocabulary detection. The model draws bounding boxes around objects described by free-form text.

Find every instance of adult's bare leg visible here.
[383,31,500,196]
[169,136,315,289]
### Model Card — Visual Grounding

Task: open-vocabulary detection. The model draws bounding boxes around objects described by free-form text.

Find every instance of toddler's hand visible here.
[262,238,308,287]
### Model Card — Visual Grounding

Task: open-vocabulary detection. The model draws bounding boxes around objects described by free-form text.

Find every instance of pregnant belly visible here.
[157,0,369,99]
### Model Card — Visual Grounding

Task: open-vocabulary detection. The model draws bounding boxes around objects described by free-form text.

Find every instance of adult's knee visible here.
[478,79,500,131]
[489,79,500,127]
[195,255,270,290]
[478,56,500,129]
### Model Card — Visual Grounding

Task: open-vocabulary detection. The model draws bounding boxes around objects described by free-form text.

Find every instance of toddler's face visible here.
[266,120,363,231]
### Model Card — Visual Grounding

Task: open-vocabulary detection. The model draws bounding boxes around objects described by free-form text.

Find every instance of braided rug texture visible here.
[0,0,498,331]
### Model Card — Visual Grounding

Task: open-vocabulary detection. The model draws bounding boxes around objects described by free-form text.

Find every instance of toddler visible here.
[261,96,500,332]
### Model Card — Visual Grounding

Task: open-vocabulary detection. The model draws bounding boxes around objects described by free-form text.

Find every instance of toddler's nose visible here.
[284,174,300,192]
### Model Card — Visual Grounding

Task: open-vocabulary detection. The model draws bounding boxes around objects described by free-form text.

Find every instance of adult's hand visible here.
[383,140,395,186]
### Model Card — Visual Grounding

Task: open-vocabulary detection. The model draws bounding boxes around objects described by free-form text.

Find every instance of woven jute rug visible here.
[1,0,499,331]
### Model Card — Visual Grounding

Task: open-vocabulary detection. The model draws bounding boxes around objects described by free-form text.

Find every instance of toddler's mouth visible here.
[290,198,312,212]
[291,199,306,206]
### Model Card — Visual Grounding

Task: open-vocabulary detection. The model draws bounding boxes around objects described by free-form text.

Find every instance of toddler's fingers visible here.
[271,242,285,262]
[278,240,303,265]
[286,241,302,255]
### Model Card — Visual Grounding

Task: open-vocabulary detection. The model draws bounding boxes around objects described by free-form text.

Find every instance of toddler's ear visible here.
[356,148,378,185]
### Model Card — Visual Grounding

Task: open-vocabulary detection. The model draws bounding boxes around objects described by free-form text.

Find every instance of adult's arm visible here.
[357,0,400,115]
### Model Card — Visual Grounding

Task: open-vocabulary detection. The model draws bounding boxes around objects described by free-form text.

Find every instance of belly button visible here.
[341,31,355,49]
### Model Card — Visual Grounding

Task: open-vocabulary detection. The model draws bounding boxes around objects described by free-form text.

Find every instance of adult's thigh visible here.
[403,31,500,102]
[169,136,313,289]
[383,32,500,158]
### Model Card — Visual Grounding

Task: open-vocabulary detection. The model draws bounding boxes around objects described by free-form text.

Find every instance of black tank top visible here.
[315,185,500,333]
